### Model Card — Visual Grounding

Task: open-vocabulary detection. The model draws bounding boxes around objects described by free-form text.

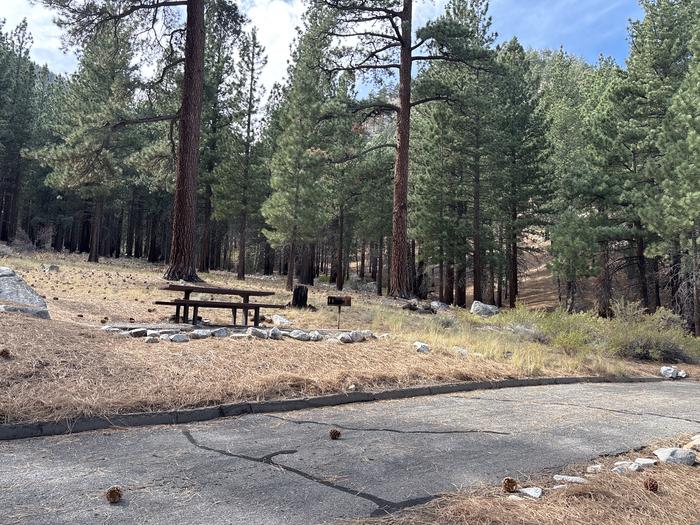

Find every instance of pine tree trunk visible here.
[377,235,383,296]
[336,207,344,291]
[389,0,413,298]
[671,240,682,315]
[597,242,612,318]
[444,261,454,305]
[455,258,466,308]
[438,260,444,303]
[164,0,205,282]
[359,240,366,279]
[636,234,649,310]
[198,185,212,272]
[237,211,247,280]
[88,198,104,263]
[286,238,295,291]
[693,230,700,337]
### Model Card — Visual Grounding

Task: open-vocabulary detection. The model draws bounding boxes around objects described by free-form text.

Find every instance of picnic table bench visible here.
[155,284,286,327]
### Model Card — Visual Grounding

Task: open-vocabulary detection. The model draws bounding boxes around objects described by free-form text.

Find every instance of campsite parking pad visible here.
[2,381,699,524]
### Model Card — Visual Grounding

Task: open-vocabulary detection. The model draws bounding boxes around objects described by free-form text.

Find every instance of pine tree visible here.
[261,13,333,291]
[32,27,138,262]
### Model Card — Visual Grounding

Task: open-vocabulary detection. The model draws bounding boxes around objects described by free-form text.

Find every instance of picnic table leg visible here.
[183,291,191,323]
[175,305,181,323]
[232,308,237,326]
[243,294,250,327]
[254,307,260,327]
[192,305,198,326]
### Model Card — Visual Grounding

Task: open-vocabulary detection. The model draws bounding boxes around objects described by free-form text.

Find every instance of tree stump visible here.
[292,285,308,308]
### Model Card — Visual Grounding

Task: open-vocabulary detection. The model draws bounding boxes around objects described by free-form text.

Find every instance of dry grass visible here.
[0,252,697,424]
[340,438,700,525]
[0,313,521,424]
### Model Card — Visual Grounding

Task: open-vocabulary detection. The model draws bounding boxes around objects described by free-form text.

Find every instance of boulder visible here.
[169,333,190,343]
[349,331,366,343]
[211,327,229,338]
[247,327,269,339]
[144,336,160,344]
[42,264,59,273]
[129,328,148,337]
[660,365,688,379]
[269,327,283,340]
[288,329,311,341]
[0,266,50,319]
[414,341,430,353]
[190,329,212,339]
[683,438,700,452]
[146,330,160,338]
[586,464,603,474]
[309,330,324,341]
[454,347,469,358]
[159,334,171,341]
[337,332,353,344]
[470,300,499,317]
[653,448,696,465]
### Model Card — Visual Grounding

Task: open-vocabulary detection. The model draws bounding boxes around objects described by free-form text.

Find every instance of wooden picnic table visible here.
[157,284,280,326]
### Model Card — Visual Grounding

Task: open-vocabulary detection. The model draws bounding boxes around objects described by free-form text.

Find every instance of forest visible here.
[0,0,699,333]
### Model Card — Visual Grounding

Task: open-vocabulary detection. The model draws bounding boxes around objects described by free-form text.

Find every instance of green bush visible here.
[493,304,700,364]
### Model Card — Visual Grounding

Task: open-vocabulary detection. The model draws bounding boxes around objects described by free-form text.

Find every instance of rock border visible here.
[0,376,665,441]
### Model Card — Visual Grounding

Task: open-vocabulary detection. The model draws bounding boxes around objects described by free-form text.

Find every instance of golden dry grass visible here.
[340,439,700,525]
[0,252,696,423]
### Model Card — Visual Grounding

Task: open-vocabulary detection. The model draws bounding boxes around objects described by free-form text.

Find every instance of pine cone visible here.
[502,477,518,493]
[643,477,658,493]
[329,428,342,440]
[105,486,123,504]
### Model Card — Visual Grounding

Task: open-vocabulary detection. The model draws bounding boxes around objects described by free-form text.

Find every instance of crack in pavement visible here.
[264,414,510,435]
[183,429,436,515]
[462,396,700,425]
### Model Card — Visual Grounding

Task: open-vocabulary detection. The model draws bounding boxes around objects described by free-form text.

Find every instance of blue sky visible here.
[1,0,643,87]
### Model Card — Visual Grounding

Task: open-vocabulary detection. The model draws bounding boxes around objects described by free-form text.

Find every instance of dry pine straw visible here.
[0,314,522,424]
[340,449,700,525]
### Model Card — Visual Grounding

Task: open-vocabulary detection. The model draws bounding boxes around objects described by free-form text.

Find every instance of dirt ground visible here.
[0,252,696,424]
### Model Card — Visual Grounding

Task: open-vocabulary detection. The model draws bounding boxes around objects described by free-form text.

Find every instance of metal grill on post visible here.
[327,296,351,329]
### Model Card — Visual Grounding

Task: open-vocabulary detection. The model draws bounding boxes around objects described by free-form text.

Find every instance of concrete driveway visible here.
[2,381,699,524]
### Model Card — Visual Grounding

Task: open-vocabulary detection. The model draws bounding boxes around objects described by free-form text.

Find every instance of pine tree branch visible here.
[105,114,179,130]
[329,143,397,164]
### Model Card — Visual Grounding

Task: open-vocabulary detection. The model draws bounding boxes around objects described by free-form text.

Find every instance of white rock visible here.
[288,329,311,341]
[614,460,633,467]
[102,326,121,333]
[129,328,148,337]
[653,447,696,465]
[678,369,688,378]
[337,332,353,344]
[159,334,171,341]
[247,327,269,339]
[550,485,568,490]
[269,327,283,340]
[430,301,448,313]
[359,330,376,340]
[586,464,603,473]
[470,300,499,317]
[660,366,679,379]
[190,329,212,339]
[611,466,628,475]
[518,487,542,499]
[230,333,252,340]
[414,341,430,353]
[553,475,588,484]
[309,330,324,341]
[628,463,644,472]
[144,336,160,344]
[146,330,160,337]
[271,314,291,326]
[169,333,190,343]
[211,327,229,337]
[634,458,657,468]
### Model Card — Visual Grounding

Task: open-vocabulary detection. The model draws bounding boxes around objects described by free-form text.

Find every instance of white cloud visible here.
[1,0,77,73]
